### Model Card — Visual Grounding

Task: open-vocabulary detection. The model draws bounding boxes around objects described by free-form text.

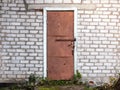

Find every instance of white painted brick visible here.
[103,4,111,7]
[26,57,34,60]
[11,7,19,10]
[20,53,28,56]
[29,38,38,41]
[103,19,110,22]
[54,0,62,3]
[11,68,19,71]
[26,64,34,67]
[63,0,71,3]
[99,37,107,40]
[20,30,29,33]
[108,45,116,48]
[101,30,109,34]
[105,33,113,37]
[31,23,39,26]
[73,0,81,3]
[84,19,92,22]
[16,64,25,67]
[101,0,109,3]
[84,70,92,73]
[111,19,119,22]
[102,70,110,73]
[82,0,91,3]
[88,74,97,77]
[92,0,100,3]
[94,70,101,73]
[20,68,29,71]
[17,42,25,45]
[20,38,28,41]
[85,11,93,14]
[87,26,95,29]
[82,67,90,70]
[21,15,29,19]
[27,42,34,45]
[99,22,107,26]
[7,26,15,29]
[7,75,16,78]
[98,66,105,69]
[30,61,39,64]
[95,63,103,66]
[26,26,34,29]
[4,71,13,74]
[93,41,101,44]
[16,56,25,59]
[14,71,24,75]
[44,0,53,3]
[11,15,19,18]
[29,53,37,56]
[90,45,98,48]
[81,15,90,18]
[90,22,99,25]
[102,41,110,44]
[111,41,118,45]
[30,68,38,71]
[90,60,98,63]
[109,15,117,18]
[96,55,104,59]
[110,0,118,3]
[91,67,97,69]
[85,63,94,66]
[81,59,89,63]
[20,60,29,64]
[35,0,43,3]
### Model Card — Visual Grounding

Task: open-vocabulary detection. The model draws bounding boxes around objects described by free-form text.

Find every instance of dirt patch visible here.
[58,85,84,90]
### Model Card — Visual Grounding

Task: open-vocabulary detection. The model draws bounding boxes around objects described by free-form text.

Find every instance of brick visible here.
[81,15,90,18]
[102,70,111,73]
[35,0,43,3]
[26,64,34,67]
[54,0,62,3]
[11,7,19,10]
[94,70,101,73]
[95,63,103,66]
[4,71,13,74]
[11,68,19,71]
[92,0,100,3]
[103,4,111,7]
[109,15,117,18]
[82,67,90,70]
[101,0,109,3]
[21,15,29,18]
[31,23,39,26]
[20,68,29,71]
[30,68,38,71]
[73,0,81,3]
[45,0,53,3]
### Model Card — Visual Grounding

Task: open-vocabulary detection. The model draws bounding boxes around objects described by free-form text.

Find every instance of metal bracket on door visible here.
[56,38,76,42]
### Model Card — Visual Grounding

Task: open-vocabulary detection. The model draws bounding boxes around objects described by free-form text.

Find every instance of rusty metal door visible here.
[47,11,74,80]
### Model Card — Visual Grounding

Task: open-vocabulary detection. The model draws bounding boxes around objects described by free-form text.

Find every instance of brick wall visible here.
[77,0,120,81]
[0,0,44,82]
[1,0,120,82]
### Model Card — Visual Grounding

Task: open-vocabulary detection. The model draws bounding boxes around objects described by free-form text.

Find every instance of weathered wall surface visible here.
[1,0,120,82]
[0,0,44,82]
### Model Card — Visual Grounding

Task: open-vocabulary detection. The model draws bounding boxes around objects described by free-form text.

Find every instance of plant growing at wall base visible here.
[72,70,82,85]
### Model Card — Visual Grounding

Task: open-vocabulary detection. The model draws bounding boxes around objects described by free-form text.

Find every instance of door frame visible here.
[43,7,77,78]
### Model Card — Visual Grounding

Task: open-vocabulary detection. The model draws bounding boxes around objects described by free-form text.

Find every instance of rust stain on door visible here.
[47,11,74,80]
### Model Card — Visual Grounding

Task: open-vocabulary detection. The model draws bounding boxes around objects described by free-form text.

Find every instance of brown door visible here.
[47,11,74,80]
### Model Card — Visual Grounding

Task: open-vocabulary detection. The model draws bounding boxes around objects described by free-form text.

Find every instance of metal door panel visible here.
[48,57,74,80]
[47,11,74,80]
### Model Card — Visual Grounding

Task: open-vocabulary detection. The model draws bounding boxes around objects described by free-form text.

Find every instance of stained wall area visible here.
[1,0,120,82]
